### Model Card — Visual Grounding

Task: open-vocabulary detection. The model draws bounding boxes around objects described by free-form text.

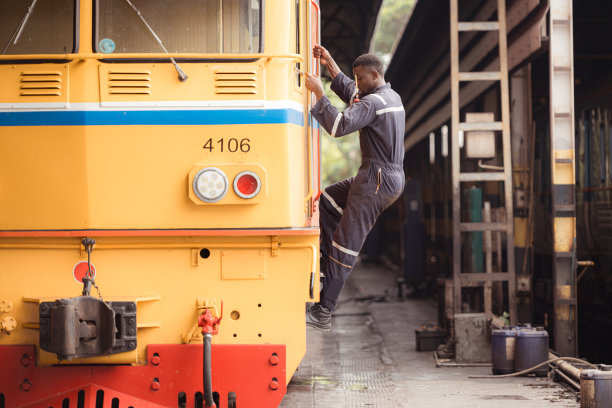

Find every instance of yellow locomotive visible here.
[0,0,321,407]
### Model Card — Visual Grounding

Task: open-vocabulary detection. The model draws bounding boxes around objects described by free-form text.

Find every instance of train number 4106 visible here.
[203,138,251,153]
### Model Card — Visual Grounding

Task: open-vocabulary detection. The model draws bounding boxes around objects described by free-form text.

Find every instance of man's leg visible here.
[310,166,405,330]
[318,177,354,290]
[319,178,353,259]
[307,178,352,332]
[319,196,382,312]
[319,166,389,312]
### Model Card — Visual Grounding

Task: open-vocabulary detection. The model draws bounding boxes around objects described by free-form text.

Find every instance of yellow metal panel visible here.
[0,127,91,229]
[554,149,574,160]
[287,121,309,223]
[514,217,528,248]
[79,0,94,53]
[99,63,264,102]
[0,65,68,104]
[553,217,575,253]
[553,150,575,185]
[553,162,574,185]
[0,123,306,229]
[556,285,572,299]
[0,234,317,382]
[221,249,267,280]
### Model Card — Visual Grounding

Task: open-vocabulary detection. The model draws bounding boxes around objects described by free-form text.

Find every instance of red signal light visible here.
[237,174,258,195]
[233,171,261,199]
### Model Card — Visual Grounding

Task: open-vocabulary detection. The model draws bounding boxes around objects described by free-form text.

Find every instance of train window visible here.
[0,0,76,55]
[96,0,262,54]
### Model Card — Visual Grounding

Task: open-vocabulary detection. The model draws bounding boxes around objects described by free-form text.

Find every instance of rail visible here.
[0,52,303,62]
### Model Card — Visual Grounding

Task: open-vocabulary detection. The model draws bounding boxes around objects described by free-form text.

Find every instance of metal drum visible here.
[491,327,516,374]
[580,364,612,408]
[515,327,549,377]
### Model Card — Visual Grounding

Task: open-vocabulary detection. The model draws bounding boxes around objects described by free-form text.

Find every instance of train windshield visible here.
[96,0,262,54]
[0,0,76,55]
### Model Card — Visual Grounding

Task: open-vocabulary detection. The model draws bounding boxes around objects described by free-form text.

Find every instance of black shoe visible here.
[306,303,332,332]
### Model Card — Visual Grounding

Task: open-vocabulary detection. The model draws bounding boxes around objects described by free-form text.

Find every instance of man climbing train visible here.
[303,45,406,331]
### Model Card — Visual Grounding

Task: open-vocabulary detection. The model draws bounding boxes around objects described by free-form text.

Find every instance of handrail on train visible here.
[0,52,304,62]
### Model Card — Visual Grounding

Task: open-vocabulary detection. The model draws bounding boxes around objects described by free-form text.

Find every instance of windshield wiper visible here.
[124,0,188,82]
[2,0,40,55]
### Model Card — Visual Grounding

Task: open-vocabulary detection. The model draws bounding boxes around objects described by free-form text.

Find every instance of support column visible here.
[510,65,534,324]
[549,0,577,356]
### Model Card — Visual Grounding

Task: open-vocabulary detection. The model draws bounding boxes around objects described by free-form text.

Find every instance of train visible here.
[0,0,322,407]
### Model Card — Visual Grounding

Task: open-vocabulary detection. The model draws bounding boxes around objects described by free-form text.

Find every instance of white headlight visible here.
[193,167,229,203]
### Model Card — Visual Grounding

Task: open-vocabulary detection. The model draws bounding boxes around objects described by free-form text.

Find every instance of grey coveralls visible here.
[311,72,405,311]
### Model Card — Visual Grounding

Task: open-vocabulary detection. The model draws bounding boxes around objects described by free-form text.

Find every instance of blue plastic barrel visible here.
[515,327,549,377]
[580,364,612,408]
[491,327,516,375]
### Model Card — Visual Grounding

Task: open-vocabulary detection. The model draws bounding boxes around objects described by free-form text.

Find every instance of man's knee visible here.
[320,189,344,217]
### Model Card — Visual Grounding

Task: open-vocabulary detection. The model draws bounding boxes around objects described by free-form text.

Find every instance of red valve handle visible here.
[198,301,223,335]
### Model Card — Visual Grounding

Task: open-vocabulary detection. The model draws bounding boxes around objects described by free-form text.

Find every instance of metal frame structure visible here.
[393,0,546,152]
[450,0,518,325]
[548,0,577,357]
[319,0,383,75]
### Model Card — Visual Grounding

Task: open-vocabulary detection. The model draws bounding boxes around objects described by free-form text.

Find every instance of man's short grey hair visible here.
[352,54,384,76]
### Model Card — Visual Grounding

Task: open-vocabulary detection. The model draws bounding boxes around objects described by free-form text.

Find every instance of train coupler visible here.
[39,297,137,361]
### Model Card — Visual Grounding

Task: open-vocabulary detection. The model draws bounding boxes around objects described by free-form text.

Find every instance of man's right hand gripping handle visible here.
[313,44,341,79]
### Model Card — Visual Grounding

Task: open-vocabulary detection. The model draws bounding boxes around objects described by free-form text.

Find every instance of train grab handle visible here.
[0,52,305,62]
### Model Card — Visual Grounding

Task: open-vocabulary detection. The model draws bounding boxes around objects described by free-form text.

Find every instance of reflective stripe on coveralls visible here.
[371,94,387,105]
[332,240,359,257]
[376,106,405,115]
[331,113,342,137]
[321,190,343,215]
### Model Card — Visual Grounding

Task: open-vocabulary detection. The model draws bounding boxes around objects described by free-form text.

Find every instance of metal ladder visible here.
[449,0,518,325]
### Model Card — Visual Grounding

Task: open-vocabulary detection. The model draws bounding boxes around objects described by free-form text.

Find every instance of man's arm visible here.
[305,72,326,102]
[313,45,356,105]
[330,73,358,106]
[310,95,377,138]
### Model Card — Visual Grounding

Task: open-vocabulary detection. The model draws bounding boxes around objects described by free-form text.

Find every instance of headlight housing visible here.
[192,167,229,203]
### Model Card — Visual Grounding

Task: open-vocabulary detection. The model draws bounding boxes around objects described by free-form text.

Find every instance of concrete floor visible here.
[280,262,579,408]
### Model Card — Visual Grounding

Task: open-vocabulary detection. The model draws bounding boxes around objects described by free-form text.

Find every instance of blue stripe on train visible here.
[0,108,305,127]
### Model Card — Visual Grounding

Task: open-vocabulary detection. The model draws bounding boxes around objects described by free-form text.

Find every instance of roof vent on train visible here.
[107,70,152,95]
[20,71,62,97]
[214,69,257,95]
